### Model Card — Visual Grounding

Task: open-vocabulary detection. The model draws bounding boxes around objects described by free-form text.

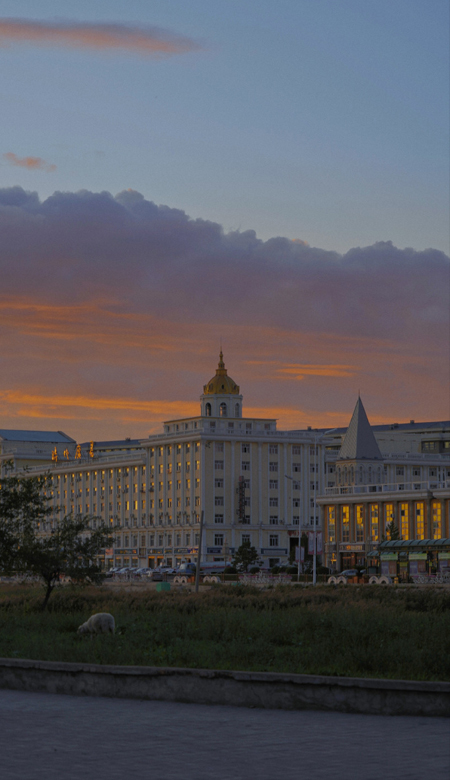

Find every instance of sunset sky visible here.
[1,1,449,441]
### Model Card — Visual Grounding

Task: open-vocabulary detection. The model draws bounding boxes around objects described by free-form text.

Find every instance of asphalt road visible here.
[0,690,449,780]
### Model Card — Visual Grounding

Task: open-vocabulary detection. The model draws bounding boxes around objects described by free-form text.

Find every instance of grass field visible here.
[0,584,449,681]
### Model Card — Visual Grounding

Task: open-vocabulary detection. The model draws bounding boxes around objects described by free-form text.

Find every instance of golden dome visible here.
[203,351,240,395]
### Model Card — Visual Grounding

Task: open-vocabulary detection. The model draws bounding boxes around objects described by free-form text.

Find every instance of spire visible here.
[338,397,382,461]
[218,349,225,372]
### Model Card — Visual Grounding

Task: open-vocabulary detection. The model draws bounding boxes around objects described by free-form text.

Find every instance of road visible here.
[0,689,448,780]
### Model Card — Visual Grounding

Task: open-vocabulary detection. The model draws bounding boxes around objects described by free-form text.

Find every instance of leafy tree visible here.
[0,463,113,608]
[383,520,400,542]
[232,541,261,572]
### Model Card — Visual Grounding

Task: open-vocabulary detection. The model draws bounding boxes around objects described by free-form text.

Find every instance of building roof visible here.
[203,351,240,396]
[0,429,75,444]
[338,397,383,461]
[79,439,142,449]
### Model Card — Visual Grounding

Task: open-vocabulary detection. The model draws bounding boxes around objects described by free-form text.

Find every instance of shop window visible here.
[342,505,350,542]
[400,503,409,540]
[370,504,379,542]
[415,503,425,540]
[432,502,442,539]
[356,505,364,542]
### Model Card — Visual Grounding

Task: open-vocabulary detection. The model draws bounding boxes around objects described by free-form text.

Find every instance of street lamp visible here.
[311,428,338,585]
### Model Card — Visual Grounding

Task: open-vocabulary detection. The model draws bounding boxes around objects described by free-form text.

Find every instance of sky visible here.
[0,1,449,441]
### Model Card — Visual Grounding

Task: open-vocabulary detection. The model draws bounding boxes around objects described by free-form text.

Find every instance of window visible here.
[429,468,437,477]
[176,445,181,454]
[269,534,279,547]
[293,480,300,490]
[185,479,190,490]
[185,496,190,507]
[195,496,200,506]
[293,516,300,525]
[243,479,250,489]
[228,422,234,430]
[310,464,316,473]
[167,534,172,546]
[185,462,190,473]
[269,515,279,525]
[215,460,224,470]
[176,533,181,546]
[167,498,172,508]
[158,482,163,492]
[328,506,336,542]
[185,533,190,546]
[269,444,278,455]
[219,403,227,417]
[242,534,251,544]
[214,534,224,547]
[241,461,250,471]
[214,514,224,524]
[215,496,224,506]
[241,444,250,453]
[356,505,364,542]
[195,461,200,470]
[310,481,318,490]
[293,499,300,508]
[269,497,278,507]
[292,446,301,455]
[158,464,163,474]
[176,480,181,490]
[396,467,404,477]
[235,404,240,418]
[167,481,172,491]
[415,503,425,540]
[269,462,278,472]
[205,403,211,417]
[413,468,421,477]
[342,505,350,542]
[269,479,278,490]
[216,442,224,453]
[432,502,442,539]
[215,479,223,488]
[158,535,164,546]
[370,504,379,541]
[400,503,409,540]
[185,443,191,453]
[195,478,200,489]
[421,441,437,452]
[293,463,301,473]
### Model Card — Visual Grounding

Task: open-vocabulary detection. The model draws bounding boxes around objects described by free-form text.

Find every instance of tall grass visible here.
[0,584,448,681]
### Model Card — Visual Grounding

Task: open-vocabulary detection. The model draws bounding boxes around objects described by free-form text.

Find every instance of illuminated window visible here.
[415,503,425,540]
[342,505,350,542]
[219,403,227,417]
[356,505,364,542]
[400,503,409,540]
[327,506,335,542]
[370,504,379,541]
[432,502,442,539]
[384,503,395,535]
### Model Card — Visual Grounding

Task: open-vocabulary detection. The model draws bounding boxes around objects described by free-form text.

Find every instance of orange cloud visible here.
[3,152,56,172]
[0,19,201,56]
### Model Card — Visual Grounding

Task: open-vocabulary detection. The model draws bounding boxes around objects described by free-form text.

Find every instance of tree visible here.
[383,520,400,542]
[232,541,261,572]
[20,514,114,609]
[0,463,114,608]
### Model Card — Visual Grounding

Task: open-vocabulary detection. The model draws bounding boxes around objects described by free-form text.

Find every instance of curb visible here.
[0,658,448,716]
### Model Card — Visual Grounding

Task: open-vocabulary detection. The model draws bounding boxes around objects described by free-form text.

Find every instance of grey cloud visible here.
[0,187,448,344]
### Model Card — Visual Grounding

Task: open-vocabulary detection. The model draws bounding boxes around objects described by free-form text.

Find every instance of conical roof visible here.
[338,397,383,461]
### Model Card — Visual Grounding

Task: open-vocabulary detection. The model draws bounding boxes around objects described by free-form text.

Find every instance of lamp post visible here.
[311,428,338,585]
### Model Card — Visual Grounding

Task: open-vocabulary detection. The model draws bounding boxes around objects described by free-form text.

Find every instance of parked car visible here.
[148,570,163,581]
[340,569,365,578]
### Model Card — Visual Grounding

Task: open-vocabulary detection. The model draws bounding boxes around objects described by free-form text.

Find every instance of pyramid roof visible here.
[338,398,383,461]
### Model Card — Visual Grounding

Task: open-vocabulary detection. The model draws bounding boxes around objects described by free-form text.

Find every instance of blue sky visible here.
[1,0,448,253]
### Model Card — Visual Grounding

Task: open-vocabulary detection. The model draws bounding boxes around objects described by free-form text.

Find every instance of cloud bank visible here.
[0,18,201,57]
[0,186,448,439]
[3,153,56,172]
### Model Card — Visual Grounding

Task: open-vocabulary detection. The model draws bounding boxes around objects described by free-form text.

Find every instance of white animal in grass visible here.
[77,613,115,636]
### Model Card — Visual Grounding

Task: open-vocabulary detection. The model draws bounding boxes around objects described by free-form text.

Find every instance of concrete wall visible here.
[0,658,448,717]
